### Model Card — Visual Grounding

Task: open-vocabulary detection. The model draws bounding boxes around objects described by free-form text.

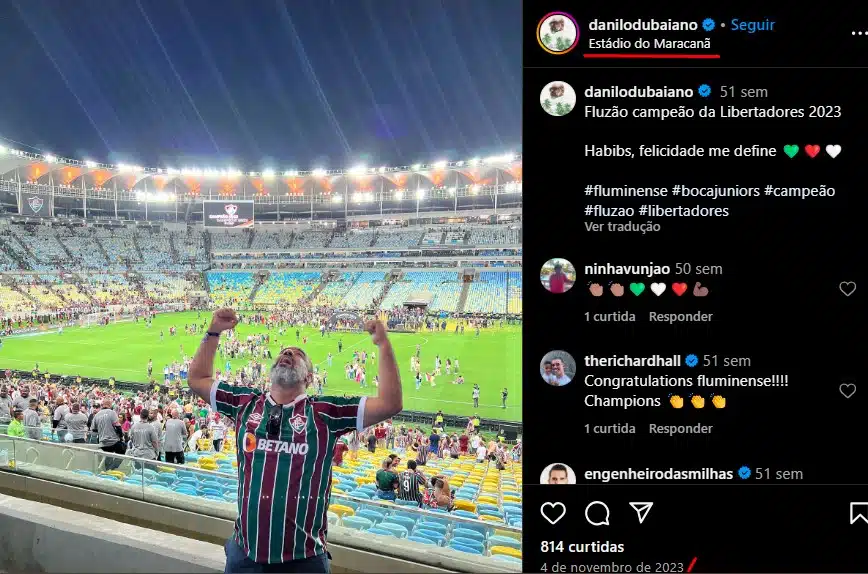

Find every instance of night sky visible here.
[0,0,521,170]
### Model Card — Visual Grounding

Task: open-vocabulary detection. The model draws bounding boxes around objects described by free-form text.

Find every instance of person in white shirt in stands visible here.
[476,442,488,463]
[188,426,203,452]
[209,414,226,453]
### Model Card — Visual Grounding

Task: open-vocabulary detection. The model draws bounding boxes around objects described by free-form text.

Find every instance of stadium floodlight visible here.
[416,189,426,200]
[84,160,97,168]
[454,160,464,167]
[262,169,275,180]
[0,145,6,154]
[411,164,421,171]
[468,158,479,166]
[352,192,362,202]
[364,192,373,202]
[471,184,480,194]
[332,194,343,203]
[378,166,386,173]
[45,154,57,163]
[249,171,258,177]
[448,187,456,195]
[166,168,180,176]
[312,168,327,178]
[433,160,447,170]
[168,193,177,201]
[284,170,298,177]
[394,190,403,200]
[227,169,242,178]
[516,182,522,193]
[348,165,366,176]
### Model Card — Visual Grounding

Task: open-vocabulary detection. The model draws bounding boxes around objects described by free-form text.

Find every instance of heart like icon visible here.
[671,283,688,296]
[650,282,666,296]
[840,281,857,297]
[826,144,842,158]
[783,144,799,158]
[693,282,709,297]
[840,383,856,399]
[541,501,567,525]
[629,283,645,296]
[804,144,820,158]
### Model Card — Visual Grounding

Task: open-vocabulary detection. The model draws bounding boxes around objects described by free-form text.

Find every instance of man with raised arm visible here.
[188,308,402,574]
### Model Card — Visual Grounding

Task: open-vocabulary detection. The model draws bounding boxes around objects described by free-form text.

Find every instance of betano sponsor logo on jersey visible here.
[242,432,309,455]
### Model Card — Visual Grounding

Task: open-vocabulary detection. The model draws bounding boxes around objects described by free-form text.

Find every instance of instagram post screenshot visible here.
[0,2,523,574]
[525,3,865,574]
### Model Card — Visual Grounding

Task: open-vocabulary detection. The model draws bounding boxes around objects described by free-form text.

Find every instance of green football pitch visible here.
[1,312,522,422]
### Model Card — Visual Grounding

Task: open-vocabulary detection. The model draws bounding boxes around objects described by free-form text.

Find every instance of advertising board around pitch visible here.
[203,200,254,228]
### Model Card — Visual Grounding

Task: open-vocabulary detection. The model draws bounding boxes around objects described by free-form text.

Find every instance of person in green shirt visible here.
[7,409,26,437]
[375,457,398,500]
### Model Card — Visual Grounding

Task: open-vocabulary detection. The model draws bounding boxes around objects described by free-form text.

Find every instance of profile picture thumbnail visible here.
[541,463,576,485]
[540,350,575,387]
[540,82,576,117]
[540,258,576,294]
[537,12,580,55]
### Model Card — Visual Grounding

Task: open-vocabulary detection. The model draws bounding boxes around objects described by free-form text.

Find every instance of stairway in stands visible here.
[246,229,256,248]
[456,278,471,313]
[91,234,111,264]
[0,236,30,270]
[248,272,268,303]
[9,233,37,269]
[303,271,333,304]
[70,274,99,305]
[54,233,74,259]
[167,232,181,264]
[131,230,146,262]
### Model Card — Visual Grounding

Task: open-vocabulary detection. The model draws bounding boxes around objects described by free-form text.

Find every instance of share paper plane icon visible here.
[629,502,654,524]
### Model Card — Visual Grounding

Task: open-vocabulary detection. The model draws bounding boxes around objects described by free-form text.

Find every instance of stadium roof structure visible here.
[0,144,521,200]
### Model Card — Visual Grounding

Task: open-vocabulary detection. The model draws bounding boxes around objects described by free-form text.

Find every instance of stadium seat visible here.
[449,542,484,555]
[488,534,521,549]
[383,515,415,532]
[412,529,446,546]
[453,528,485,542]
[341,516,373,531]
[408,535,436,545]
[356,509,385,524]
[329,504,355,518]
[376,522,409,538]
[368,527,398,537]
[493,555,522,564]
[491,545,522,558]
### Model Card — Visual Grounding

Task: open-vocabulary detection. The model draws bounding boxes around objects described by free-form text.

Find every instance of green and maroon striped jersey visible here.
[211,382,366,563]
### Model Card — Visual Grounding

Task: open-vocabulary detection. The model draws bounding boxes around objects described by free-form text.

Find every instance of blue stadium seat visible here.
[341,516,373,531]
[408,535,436,545]
[356,509,385,524]
[377,522,408,538]
[384,515,415,532]
[368,527,397,537]
[449,542,484,555]
[412,529,446,546]
[453,528,485,542]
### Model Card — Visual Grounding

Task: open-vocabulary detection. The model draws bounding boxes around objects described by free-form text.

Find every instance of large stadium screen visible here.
[203,200,254,228]
[19,194,52,217]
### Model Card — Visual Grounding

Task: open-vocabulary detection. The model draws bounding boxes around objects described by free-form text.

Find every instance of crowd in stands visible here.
[0,374,523,564]
[1,222,521,318]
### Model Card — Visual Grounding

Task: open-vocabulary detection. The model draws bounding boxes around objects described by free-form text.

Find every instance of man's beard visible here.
[271,364,307,391]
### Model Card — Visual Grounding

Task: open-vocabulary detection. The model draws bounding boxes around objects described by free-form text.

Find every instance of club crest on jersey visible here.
[289,414,307,434]
[247,412,263,428]
[28,196,44,214]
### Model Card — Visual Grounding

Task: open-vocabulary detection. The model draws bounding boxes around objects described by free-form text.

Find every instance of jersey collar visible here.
[265,393,308,408]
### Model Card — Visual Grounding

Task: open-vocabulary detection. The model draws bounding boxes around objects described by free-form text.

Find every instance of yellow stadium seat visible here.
[232,461,238,468]
[491,546,522,558]
[332,488,345,494]
[477,496,498,505]
[355,476,373,486]
[480,515,504,523]
[103,470,126,479]
[157,466,176,473]
[452,500,477,513]
[213,453,228,460]
[503,495,521,503]
[329,504,354,518]
[197,457,216,465]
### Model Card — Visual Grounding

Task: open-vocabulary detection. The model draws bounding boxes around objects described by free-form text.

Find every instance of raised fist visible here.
[209,308,239,333]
